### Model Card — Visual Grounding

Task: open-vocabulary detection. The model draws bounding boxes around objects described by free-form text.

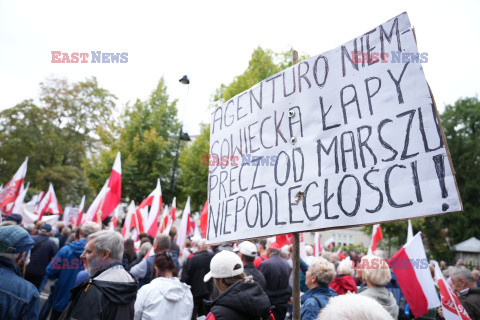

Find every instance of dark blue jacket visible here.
[300,286,337,320]
[25,234,58,277]
[0,257,39,319]
[46,238,86,313]
[259,254,292,305]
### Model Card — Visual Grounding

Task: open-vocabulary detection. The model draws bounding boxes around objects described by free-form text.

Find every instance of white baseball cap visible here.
[237,241,257,257]
[204,250,244,282]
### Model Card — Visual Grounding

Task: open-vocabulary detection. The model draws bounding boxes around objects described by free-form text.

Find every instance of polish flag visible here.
[35,183,63,219]
[121,201,136,239]
[194,223,202,239]
[136,179,162,238]
[324,236,334,249]
[433,261,471,320]
[159,205,169,234]
[0,157,28,214]
[176,197,192,249]
[84,180,110,223]
[75,196,85,227]
[313,232,322,257]
[389,233,440,318]
[11,182,29,215]
[368,224,383,254]
[97,152,122,221]
[199,200,208,238]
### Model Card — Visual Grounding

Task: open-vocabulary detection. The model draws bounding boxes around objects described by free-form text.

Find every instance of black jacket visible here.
[459,287,480,319]
[61,264,138,320]
[259,254,292,305]
[25,234,58,277]
[207,281,273,320]
[181,250,214,298]
[244,263,267,289]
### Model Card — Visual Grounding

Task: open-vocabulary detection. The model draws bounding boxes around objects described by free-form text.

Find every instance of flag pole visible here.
[291,50,301,320]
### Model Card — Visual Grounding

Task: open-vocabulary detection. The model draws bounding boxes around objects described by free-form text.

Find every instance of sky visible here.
[0,0,479,136]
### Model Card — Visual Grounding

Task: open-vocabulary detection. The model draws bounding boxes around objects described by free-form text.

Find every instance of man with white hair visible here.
[46,221,100,320]
[181,238,214,320]
[450,267,480,318]
[61,230,138,320]
[131,233,179,288]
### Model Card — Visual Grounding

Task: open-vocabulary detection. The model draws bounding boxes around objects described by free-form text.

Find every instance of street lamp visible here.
[168,75,191,204]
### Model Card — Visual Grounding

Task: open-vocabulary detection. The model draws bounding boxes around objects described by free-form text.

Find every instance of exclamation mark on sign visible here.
[433,154,449,212]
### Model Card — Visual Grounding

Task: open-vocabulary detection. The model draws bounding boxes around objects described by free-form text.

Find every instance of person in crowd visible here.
[179,237,193,268]
[58,226,71,249]
[317,294,394,320]
[134,250,193,320]
[131,233,178,288]
[236,241,266,289]
[61,230,138,319]
[357,255,399,319]
[254,239,269,269]
[456,258,466,267]
[450,267,480,318]
[259,240,292,320]
[301,257,337,320]
[45,221,100,320]
[329,257,357,295]
[128,242,152,270]
[25,224,58,289]
[304,245,315,265]
[181,238,214,320]
[330,253,340,270]
[349,251,360,267]
[5,213,22,225]
[169,226,180,254]
[0,225,39,320]
[439,260,447,271]
[473,269,480,287]
[204,250,274,320]
[123,238,137,266]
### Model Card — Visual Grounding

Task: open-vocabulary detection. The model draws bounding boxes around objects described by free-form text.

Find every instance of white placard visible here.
[207,12,462,244]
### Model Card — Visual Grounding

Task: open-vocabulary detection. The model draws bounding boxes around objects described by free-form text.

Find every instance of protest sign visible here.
[207,12,462,244]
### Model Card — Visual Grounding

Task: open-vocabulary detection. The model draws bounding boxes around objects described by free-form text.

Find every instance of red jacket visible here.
[329,275,357,295]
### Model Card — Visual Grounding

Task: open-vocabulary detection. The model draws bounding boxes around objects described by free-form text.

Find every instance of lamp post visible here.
[169,75,191,204]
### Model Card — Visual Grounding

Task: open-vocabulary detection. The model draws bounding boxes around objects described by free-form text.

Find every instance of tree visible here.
[86,78,180,204]
[0,77,116,205]
[179,47,305,211]
[178,124,209,211]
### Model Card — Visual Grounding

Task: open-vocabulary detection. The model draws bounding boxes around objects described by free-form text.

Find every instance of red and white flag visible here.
[159,205,169,234]
[98,152,122,221]
[368,224,383,254]
[407,220,414,243]
[75,196,85,227]
[176,197,194,249]
[433,261,471,320]
[0,157,28,214]
[35,183,63,219]
[121,201,136,239]
[84,180,110,223]
[136,179,162,238]
[199,200,208,239]
[109,205,121,231]
[389,232,440,318]
[313,232,322,257]
[324,236,334,249]
[11,182,29,215]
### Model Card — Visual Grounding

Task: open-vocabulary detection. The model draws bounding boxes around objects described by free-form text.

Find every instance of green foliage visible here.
[213,47,308,105]
[86,78,180,204]
[178,124,210,211]
[0,77,116,205]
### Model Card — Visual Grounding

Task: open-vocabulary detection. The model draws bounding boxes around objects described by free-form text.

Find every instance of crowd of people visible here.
[0,215,479,320]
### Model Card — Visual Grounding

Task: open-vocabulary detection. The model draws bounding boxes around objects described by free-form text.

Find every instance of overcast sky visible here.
[1,0,478,136]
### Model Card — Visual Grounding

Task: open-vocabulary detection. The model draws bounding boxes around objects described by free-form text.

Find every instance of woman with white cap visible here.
[204,250,274,320]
